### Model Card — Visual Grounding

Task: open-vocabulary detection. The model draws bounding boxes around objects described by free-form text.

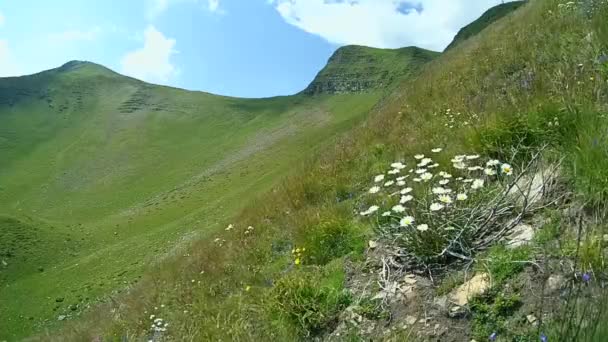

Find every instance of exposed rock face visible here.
[449,273,491,306]
[302,45,439,95]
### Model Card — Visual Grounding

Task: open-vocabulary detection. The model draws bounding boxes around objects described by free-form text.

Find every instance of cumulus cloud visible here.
[0,40,21,77]
[120,26,178,84]
[269,0,503,51]
[48,27,102,42]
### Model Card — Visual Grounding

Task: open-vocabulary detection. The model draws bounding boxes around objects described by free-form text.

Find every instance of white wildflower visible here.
[382,211,391,217]
[438,195,453,204]
[397,180,406,186]
[486,159,500,166]
[466,154,480,160]
[401,187,413,194]
[432,148,443,153]
[457,193,468,201]
[432,187,447,194]
[391,162,406,169]
[400,216,415,226]
[439,179,450,185]
[417,224,429,232]
[374,174,385,183]
[415,168,428,174]
[484,168,497,176]
[471,179,485,190]
[369,186,381,194]
[430,203,445,211]
[413,178,422,182]
[384,181,395,187]
[388,169,400,175]
[414,154,425,160]
[467,166,484,171]
[400,195,414,203]
[501,163,513,175]
[225,224,234,231]
[396,176,407,181]
[453,161,467,170]
[392,204,406,213]
[421,173,433,181]
[360,205,380,216]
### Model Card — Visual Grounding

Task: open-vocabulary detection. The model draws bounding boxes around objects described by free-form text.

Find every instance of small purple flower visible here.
[582,272,592,283]
[489,332,498,341]
[541,333,548,342]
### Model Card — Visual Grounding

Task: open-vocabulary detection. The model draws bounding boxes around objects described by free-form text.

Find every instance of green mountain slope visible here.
[303,46,439,95]
[35,0,608,341]
[445,1,526,51]
[0,49,433,339]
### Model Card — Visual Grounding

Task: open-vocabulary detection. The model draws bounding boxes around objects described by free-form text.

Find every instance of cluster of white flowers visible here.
[149,315,169,333]
[361,149,515,240]
[435,109,479,129]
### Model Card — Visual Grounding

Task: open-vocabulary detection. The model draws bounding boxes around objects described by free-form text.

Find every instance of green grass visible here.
[0,62,393,339]
[7,0,608,340]
[444,1,526,51]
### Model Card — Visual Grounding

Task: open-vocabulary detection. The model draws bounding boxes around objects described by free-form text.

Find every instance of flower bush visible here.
[358,148,540,266]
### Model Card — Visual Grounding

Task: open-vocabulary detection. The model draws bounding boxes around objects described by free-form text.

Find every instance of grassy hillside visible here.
[444,1,526,51]
[0,58,406,339]
[302,46,439,95]
[36,0,608,341]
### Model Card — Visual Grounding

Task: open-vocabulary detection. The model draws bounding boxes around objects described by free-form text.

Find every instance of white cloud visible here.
[147,0,170,20]
[48,27,102,42]
[0,40,21,77]
[120,26,178,84]
[270,0,503,51]
[208,0,220,12]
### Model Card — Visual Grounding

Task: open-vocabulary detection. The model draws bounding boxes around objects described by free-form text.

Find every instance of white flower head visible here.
[417,224,429,232]
[468,166,484,171]
[401,187,413,194]
[382,211,391,217]
[397,180,406,186]
[388,169,400,175]
[414,154,425,160]
[430,203,445,211]
[421,173,433,181]
[432,148,443,153]
[438,195,453,204]
[501,163,513,175]
[392,204,406,213]
[420,158,433,166]
[439,179,450,185]
[413,178,422,182]
[374,174,385,183]
[486,159,500,166]
[396,176,407,181]
[369,186,381,194]
[384,181,395,187]
[457,193,468,201]
[360,205,380,216]
[428,163,440,169]
[400,195,414,203]
[400,216,415,226]
[453,162,467,170]
[466,154,480,160]
[471,179,485,190]
[415,168,428,174]
[432,187,447,194]
[391,162,406,170]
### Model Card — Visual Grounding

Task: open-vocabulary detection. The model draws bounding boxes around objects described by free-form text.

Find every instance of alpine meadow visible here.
[2,0,608,341]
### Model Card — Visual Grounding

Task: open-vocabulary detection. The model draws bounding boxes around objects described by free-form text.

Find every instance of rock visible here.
[58,315,66,321]
[368,240,379,249]
[546,275,565,292]
[449,273,490,306]
[405,315,418,325]
[433,295,448,311]
[527,314,537,324]
[506,223,535,248]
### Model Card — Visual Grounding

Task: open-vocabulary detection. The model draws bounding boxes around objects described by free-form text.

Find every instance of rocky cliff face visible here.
[302,45,439,95]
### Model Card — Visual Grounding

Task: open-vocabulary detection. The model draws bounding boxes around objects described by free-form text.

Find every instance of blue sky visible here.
[0,0,504,98]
